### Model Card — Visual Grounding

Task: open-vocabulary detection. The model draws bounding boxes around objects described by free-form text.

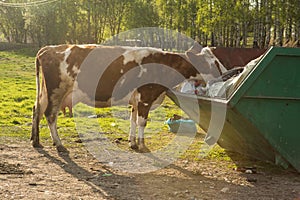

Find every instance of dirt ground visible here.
[1,138,300,200]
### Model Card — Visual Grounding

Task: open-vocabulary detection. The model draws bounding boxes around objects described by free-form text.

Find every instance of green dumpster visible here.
[167,47,300,172]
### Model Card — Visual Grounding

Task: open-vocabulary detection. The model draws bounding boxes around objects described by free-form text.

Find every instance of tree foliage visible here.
[0,0,299,47]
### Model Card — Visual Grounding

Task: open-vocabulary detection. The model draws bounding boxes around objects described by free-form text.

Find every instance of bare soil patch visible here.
[0,139,300,200]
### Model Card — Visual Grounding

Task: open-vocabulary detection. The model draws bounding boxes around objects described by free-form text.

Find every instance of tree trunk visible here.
[87,0,91,43]
[242,22,248,47]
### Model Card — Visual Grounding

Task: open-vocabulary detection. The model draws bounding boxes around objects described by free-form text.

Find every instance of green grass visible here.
[0,49,36,140]
[0,47,278,171]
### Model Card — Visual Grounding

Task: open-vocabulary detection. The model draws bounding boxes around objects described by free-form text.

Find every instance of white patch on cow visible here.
[49,48,76,109]
[61,48,72,67]
[129,107,137,144]
[69,44,101,50]
[138,126,145,140]
[60,47,80,78]
[120,77,126,85]
[80,44,99,48]
[120,69,124,74]
[133,91,142,103]
[128,90,141,108]
[137,116,147,138]
[48,120,62,146]
[59,48,73,80]
[122,47,163,65]
[72,66,81,75]
[143,103,149,106]
[138,65,147,78]
[188,74,204,80]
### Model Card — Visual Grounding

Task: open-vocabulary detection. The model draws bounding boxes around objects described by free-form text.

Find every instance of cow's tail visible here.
[35,56,41,119]
[31,56,41,147]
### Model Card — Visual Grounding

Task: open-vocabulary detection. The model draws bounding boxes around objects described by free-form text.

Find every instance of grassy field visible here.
[0,47,266,169]
[0,48,37,139]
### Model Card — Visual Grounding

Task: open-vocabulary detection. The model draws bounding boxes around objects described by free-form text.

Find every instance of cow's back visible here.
[212,47,266,69]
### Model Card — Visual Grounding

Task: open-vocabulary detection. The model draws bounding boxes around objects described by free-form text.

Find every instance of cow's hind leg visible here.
[31,91,48,148]
[46,113,68,152]
[129,106,138,149]
[137,116,148,152]
[44,92,68,152]
[31,105,42,148]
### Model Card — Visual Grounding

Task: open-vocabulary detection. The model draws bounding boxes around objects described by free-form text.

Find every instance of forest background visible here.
[0,0,299,49]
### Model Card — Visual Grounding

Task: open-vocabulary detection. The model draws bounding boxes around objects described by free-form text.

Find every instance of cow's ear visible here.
[187,42,203,54]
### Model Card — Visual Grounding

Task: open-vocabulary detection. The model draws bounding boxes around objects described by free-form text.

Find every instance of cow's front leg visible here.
[129,106,138,149]
[137,103,150,152]
[137,116,147,152]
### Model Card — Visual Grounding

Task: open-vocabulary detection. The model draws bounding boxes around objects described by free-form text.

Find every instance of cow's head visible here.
[185,43,227,81]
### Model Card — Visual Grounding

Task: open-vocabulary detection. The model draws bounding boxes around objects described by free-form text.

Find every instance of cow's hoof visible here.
[129,143,139,150]
[31,141,43,149]
[56,145,69,153]
[138,146,150,153]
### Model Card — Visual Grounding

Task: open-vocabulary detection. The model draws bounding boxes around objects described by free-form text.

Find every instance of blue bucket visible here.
[165,118,197,133]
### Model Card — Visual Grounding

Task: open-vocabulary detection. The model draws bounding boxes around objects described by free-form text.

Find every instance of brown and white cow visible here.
[31,44,225,152]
